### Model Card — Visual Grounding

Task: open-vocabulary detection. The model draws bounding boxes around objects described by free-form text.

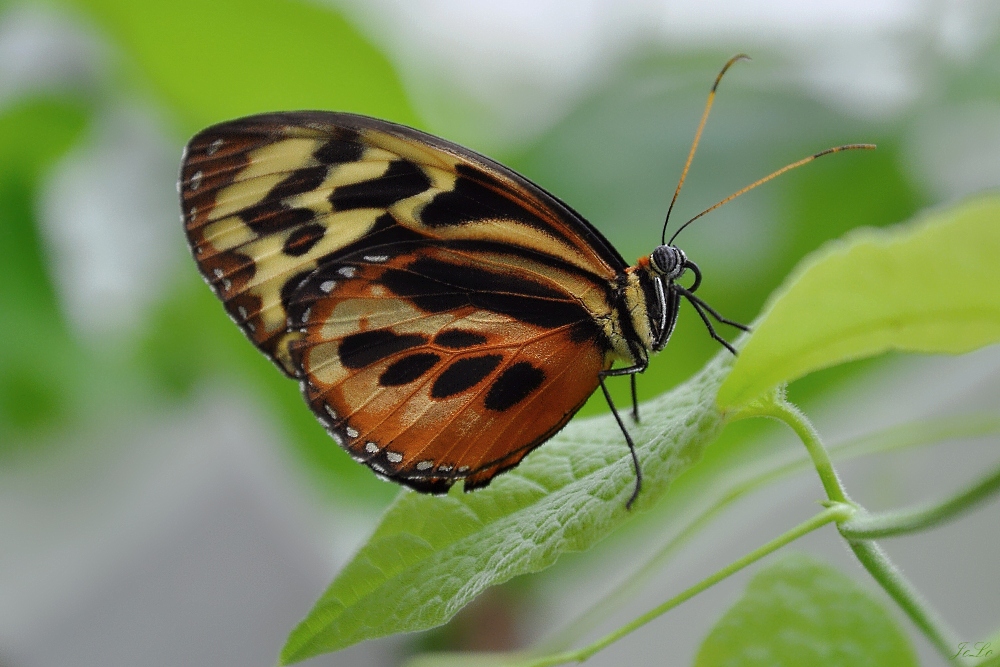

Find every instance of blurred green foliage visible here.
[0,97,89,442]
[59,0,419,133]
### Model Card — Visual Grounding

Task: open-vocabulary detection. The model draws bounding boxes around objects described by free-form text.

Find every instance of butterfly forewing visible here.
[180,111,629,492]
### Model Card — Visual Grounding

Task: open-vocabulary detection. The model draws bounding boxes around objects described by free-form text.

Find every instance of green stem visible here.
[516,504,854,667]
[740,395,851,504]
[753,395,967,666]
[848,540,963,664]
[840,460,1000,538]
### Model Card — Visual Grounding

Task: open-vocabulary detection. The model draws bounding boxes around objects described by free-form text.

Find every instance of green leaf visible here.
[718,193,1000,409]
[694,553,918,667]
[63,0,419,133]
[279,354,734,664]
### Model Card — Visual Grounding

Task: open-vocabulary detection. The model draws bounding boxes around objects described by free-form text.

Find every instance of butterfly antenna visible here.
[668,143,876,245]
[661,53,750,245]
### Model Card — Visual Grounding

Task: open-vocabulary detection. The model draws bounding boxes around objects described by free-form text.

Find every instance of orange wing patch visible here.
[287,247,609,492]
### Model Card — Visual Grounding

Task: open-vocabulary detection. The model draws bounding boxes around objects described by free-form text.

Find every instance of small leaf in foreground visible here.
[694,553,917,667]
[718,193,1000,409]
[280,354,735,664]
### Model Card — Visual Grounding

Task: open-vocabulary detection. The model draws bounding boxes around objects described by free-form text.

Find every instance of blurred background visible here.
[1,0,999,665]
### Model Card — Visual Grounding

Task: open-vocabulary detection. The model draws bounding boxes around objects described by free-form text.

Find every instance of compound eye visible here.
[650,245,683,278]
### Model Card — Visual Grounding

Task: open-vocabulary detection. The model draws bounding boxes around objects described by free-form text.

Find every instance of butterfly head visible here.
[649,245,696,285]
[650,243,702,292]
[642,243,748,355]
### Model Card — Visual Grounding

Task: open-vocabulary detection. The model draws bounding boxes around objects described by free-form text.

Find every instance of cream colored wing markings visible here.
[357,127,460,173]
[186,137,455,359]
[296,122,612,278]
[204,158,398,233]
[186,112,625,283]
[190,122,617,327]
[353,117,625,278]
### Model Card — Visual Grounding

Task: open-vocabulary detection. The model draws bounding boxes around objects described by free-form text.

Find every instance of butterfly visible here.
[179,55,869,507]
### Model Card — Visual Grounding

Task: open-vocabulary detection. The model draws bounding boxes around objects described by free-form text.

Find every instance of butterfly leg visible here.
[630,373,639,423]
[599,359,648,509]
[676,285,751,331]
[685,298,737,355]
[674,286,747,355]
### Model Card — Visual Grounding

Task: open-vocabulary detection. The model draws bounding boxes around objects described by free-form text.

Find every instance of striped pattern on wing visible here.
[180,112,626,377]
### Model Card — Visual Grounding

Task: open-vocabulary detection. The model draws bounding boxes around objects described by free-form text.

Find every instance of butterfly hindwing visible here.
[180,111,629,492]
[286,245,608,491]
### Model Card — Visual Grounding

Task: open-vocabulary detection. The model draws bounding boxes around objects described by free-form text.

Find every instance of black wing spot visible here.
[421,164,536,227]
[241,201,314,235]
[280,268,314,313]
[270,165,328,201]
[378,267,467,313]
[283,223,326,256]
[238,165,329,235]
[330,159,431,211]
[484,361,545,412]
[434,330,488,349]
[313,133,363,165]
[379,353,441,386]
[431,354,503,399]
[379,257,589,327]
[570,319,602,344]
[340,330,428,369]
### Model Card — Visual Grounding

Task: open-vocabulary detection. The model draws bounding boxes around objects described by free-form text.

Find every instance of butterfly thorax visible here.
[607,245,689,369]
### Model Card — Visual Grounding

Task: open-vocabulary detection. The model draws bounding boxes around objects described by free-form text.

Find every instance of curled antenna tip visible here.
[814,143,878,158]
[712,54,751,91]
